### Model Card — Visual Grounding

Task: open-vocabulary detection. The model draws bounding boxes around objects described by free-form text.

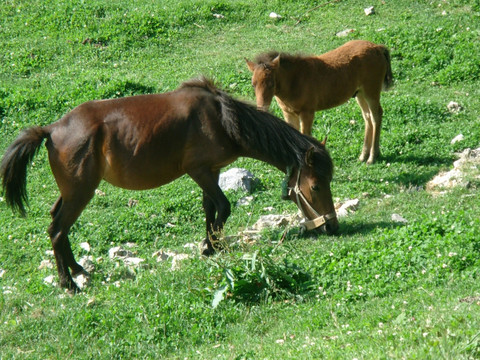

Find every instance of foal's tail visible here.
[382,46,394,91]
[0,126,48,216]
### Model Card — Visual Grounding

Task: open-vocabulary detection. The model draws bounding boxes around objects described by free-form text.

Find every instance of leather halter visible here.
[286,167,337,231]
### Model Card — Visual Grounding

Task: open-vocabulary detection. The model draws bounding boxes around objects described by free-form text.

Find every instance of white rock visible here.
[447,101,463,113]
[80,242,91,252]
[74,273,91,289]
[336,199,359,217]
[171,254,190,270]
[392,213,408,224]
[237,195,253,206]
[183,243,197,251]
[152,250,189,270]
[336,29,355,37]
[251,214,300,230]
[219,168,258,192]
[95,189,106,196]
[123,257,145,266]
[109,246,133,259]
[43,275,56,286]
[38,259,54,270]
[364,6,375,15]
[427,147,480,191]
[78,256,95,273]
[450,134,464,145]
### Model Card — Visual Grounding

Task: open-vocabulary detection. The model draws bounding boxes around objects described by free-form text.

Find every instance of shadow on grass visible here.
[294,219,406,241]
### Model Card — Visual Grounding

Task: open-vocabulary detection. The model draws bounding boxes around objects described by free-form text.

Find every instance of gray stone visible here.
[219,168,259,193]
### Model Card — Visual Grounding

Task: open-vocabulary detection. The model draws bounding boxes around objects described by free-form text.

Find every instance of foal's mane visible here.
[254,51,305,68]
[180,77,333,180]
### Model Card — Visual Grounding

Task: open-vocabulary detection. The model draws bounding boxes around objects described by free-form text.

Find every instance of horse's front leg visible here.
[190,169,231,256]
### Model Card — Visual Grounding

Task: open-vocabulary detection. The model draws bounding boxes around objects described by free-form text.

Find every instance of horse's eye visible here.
[311,184,320,192]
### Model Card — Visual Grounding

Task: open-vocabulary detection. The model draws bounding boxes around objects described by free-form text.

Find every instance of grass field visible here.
[1,0,480,358]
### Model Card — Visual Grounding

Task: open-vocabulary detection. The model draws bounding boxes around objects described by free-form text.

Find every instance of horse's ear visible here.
[271,55,280,69]
[305,146,315,167]
[321,136,328,146]
[245,58,255,72]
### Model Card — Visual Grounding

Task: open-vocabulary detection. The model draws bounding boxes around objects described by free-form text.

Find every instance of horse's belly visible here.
[102,160,181,190]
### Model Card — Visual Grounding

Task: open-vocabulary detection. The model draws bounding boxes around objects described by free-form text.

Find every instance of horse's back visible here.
[319,40,387,67]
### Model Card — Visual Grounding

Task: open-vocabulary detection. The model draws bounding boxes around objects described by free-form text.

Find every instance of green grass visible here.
[1,0,480,358]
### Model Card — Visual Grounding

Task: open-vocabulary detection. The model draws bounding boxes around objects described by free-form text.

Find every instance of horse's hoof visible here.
[199,240,216,256]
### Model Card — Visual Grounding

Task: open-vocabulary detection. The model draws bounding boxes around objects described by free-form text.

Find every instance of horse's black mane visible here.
[180,77,333,180]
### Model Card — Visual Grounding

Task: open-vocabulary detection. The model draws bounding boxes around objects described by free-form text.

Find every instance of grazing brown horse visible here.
[1,77,338,292]
[246,40,393,164]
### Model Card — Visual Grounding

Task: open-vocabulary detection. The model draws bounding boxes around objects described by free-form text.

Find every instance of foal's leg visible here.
[276,97,300,131]
[356,94,374,163]
[366,99,383,164]
[299,111,315,136]
[190,169,231,256]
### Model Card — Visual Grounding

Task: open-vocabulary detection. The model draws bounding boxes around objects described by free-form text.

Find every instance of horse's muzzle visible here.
[316,216,339,235]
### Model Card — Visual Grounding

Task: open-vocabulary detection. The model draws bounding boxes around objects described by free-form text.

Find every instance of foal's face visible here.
[247,62,276,112]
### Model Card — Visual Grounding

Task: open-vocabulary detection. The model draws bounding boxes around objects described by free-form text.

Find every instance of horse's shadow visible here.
[379,152,453,186]
[296,220,404,240]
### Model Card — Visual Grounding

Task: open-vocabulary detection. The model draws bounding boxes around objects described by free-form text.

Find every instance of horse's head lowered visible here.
[246,55,280,112]
[282,146,338,235]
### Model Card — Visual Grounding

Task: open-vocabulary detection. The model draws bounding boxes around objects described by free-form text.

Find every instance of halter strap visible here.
[287,168,337,231]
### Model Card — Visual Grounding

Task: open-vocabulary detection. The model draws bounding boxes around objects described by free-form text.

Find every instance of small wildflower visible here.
[423,332,429,338]
[448,252,457,257]
[421,269,427,274]
[442,263,448,268]
[396,272,401,277]
[378,322,384,328]
[375,274,380,279]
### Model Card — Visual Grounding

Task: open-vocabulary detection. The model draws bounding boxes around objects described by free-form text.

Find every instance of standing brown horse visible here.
[1,77,338,292]
[246,40,393,164]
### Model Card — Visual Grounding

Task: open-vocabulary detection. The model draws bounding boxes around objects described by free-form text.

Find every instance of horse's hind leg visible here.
[299,111,315,136]
[48,190,96,292]
[356,93,382,164]
[356,95,373,163]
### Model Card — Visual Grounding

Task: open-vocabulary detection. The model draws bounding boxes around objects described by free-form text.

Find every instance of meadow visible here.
[1,0,479,358]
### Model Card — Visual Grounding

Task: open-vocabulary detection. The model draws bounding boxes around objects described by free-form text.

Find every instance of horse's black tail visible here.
[383,46,394,91]
[0,126,48,216]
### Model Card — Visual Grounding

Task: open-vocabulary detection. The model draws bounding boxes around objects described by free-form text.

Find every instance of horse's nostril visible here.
[325,220,339,235]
